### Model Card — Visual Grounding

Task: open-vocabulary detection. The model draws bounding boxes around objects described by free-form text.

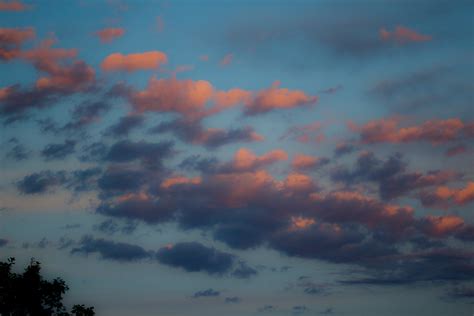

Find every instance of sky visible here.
[0,0,473,315]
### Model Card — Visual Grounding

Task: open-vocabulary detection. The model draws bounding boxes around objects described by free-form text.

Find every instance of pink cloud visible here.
[161,176,201,189]
[351,117,472,144]
[220,53,233,66]
[199,55,209,62]
[101,51,168,72]
[244,81,318,115]
[291,154,321,170]
[131,77,214,118]
[231,148,288,171]
[0,27,35,60]
[445,144,468,157]
[96,27,125,43]
[421,182,474,208]
[380,26,432,44]
[0,0,29,11]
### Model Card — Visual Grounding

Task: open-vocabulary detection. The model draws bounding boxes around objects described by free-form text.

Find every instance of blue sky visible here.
[1,0,473,315]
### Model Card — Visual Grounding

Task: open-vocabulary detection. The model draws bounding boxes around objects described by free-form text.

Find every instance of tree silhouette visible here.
[0,258,95,316]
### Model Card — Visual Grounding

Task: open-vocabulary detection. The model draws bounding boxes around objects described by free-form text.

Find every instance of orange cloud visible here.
[284,172,315,192]
[292,154,324,170]
[131,77,214,118]
[245,81,317,115]
[231,148,288,171]
[220,53,233,66]
[380,26,432,44]
[289,216,316,230]
[96,27,125,43]
[161,176,202,189]
[0,27,35,60]
[421,215,465,237]
[101,51,168,72]
[421,182,474,208]
[212,88,251,109]
[351,117,472,144]
[0,0,29,11]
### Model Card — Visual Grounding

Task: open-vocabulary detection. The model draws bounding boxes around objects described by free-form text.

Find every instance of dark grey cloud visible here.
[104,114,145,138]
[192,288,220,298]
[370,63,474,118]
[155,242,235,275]
[94,219,137,235]
[0,239,8,247]
[445,286,474,300]
[331,151,459,200]
[71,235,151,262]
[179,155,218,173]
[41,140,76,160]
[150,119,261,149]
[257,305,275,313]
[105,140,174,167]
[16,170,67,194]
[97,166,149,194]
[341,248,474,285]
[333,142,356,157]
[292,305,308,314]
[79,142,108,162]
[224,296,241,303]
[231,261,258,279]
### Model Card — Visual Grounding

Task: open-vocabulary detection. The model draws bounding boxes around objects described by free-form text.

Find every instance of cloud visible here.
[224,296,241,303]
[97,166,148,194]
[16,170,66,194]
[445,144,468,157]
[104,114,145,138]
[104,140,174,167]
[1,39,95,121]
[101,51,167,72]
[0,239,9,247]
[220,53,233,66]
[5,137,30,160]
[130,77,214,119]
[231,261,258,279]
[292,305,308,315]
[350,117,473,145]
[0,27,35,60]
[445,286,474,299]
[292,154,329,171]
[280,121,325,144]
[418,215,465,237]
[333,142,356,157]
[95,27,124,43]
[94,219,137,235]
[71,235,151,262]
[244,81,317,115]
[379,26,432,44]
[341,248,474,284]
[331,151,459,200]
[150,119,263,148]
[0,0,29,11]
[420,182,474,208]
[155,242,235,275]
[192,288,220,298]
[224,148,288,172]
[156,16,164,33]
[41,139,76,160]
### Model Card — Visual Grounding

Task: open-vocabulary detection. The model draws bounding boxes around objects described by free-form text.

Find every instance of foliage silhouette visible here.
[0,258,94,316]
